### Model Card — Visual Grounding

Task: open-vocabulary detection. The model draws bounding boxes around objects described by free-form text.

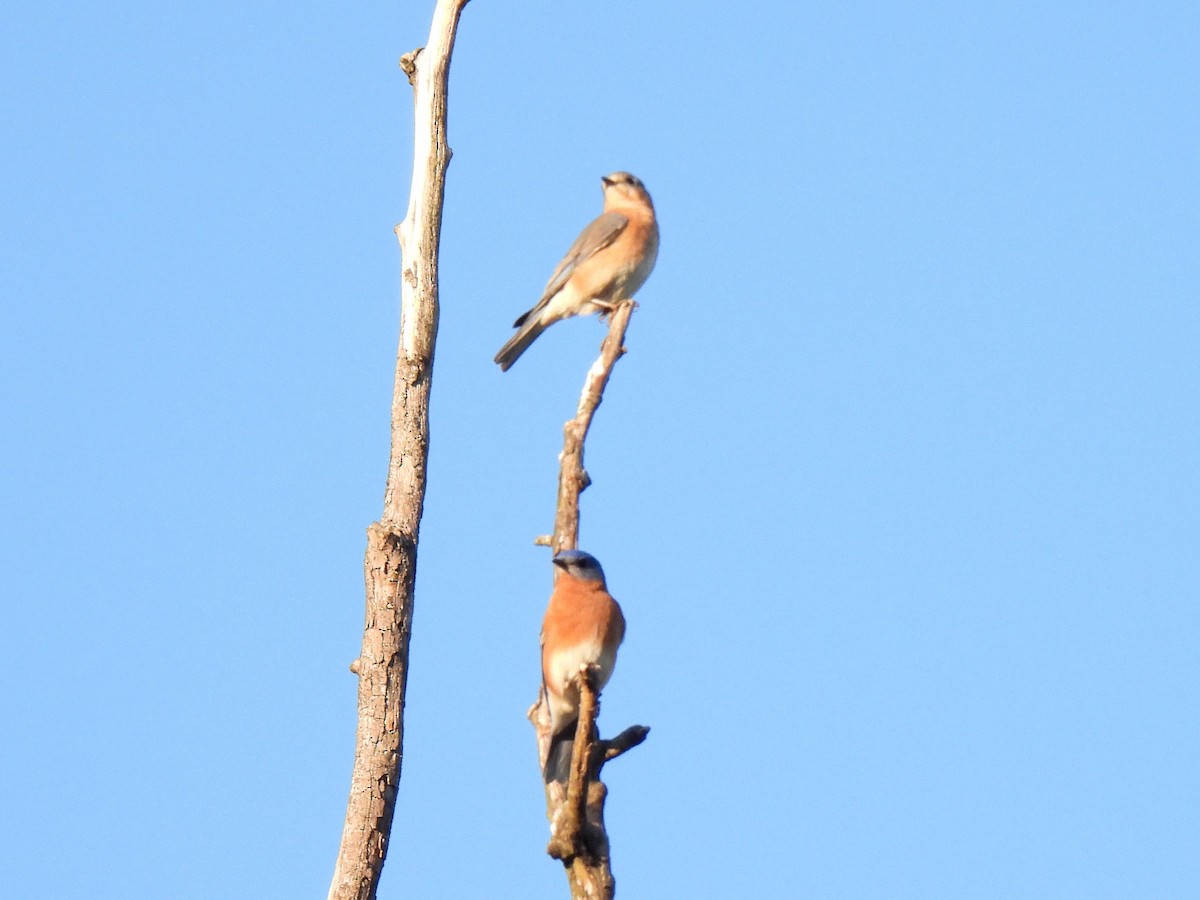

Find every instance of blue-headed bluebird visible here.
[495,172,659,371]
[540,549,626,783]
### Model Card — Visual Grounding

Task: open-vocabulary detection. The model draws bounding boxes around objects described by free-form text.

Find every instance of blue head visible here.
[552,549,606,584]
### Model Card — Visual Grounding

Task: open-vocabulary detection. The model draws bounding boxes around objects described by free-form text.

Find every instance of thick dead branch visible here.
[326,3,469,899]
[531,302,650,899]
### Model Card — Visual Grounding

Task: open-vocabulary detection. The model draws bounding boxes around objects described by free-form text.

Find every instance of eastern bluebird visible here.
[494,172,659,371]
[539,549,626,783]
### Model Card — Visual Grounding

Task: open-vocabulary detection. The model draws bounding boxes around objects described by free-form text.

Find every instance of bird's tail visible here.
[494,317,546,371]
[543,722,577,784]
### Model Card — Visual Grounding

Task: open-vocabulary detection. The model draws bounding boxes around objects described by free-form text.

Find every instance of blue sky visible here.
[3,1,1197,897]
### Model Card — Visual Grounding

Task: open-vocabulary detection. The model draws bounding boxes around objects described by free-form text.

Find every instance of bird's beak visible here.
[552,557,568,570]
[601,175,614,188]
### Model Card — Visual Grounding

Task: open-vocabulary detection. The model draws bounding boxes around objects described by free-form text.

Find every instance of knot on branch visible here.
[367,522,416,560]
[399,48,422,84]
[395,352,434,388]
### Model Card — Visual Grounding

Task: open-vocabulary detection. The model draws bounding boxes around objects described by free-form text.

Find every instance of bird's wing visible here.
[539,211,630,304]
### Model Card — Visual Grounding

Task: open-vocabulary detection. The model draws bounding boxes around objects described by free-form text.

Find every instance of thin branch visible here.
[327,3,469,899]
[531,301,650,899]
[601,725,650,762]
[550,300,636,554]
[546,671,598,861]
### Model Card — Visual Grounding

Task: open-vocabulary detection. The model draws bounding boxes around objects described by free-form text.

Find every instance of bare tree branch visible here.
[327,3,470,899]
[546,668,599,862]
[601,725,650,763]
[547,301,637,555]
[530,301,650,899]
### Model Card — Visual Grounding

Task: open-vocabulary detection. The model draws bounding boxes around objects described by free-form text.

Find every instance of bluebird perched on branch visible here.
[539,550,626,783]
[495,172,659,371]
